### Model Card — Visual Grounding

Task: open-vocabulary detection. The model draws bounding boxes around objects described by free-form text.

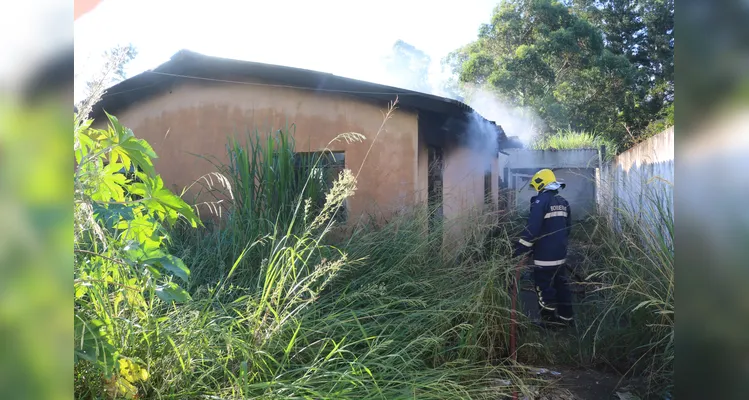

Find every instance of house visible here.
[90,50,518,233]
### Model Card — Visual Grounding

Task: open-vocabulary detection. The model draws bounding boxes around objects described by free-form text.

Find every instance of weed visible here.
[531,129,617,160]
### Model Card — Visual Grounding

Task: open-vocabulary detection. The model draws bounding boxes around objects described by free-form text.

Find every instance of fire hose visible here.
[509,255,527,400]
[509,257,583,400]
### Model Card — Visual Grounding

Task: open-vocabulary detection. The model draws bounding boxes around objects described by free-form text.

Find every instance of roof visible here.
[90,50,511,145]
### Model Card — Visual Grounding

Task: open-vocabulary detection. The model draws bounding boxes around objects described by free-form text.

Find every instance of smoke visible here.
[376,42,542,145]
[463,112,500,172]
[464,88,543,146]
[377,41,544,175]
[453,88,544,174]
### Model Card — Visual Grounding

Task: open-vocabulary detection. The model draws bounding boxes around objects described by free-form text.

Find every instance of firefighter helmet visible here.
[530,169,558,192]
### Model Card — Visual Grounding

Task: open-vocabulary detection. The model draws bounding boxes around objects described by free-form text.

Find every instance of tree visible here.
[638,0,674,131]
[384,40,432,93]
[448,0,639,146]
[565,0,674,137]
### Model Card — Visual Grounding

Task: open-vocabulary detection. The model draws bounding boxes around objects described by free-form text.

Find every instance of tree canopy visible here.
[446,0,673,150]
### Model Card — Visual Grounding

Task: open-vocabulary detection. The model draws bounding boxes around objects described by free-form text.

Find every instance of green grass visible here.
[75,110,544,399]
[583,187,673,396]
[74,111,673,399]
[531,129,618,160]
[521,186,674,398]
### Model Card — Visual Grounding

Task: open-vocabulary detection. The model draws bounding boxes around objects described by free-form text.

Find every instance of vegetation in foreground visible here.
[74,109,673,399]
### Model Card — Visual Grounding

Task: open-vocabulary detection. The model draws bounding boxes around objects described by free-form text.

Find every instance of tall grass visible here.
[482,179,674,397]
[176,126,362,289]
[76,108,543,398]
[573,185,674,396]
[75,108,674,398]
[531,129,617,160]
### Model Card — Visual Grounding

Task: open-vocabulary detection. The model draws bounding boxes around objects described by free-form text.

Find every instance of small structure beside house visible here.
[499,148,602,221]
[90,50,518,232]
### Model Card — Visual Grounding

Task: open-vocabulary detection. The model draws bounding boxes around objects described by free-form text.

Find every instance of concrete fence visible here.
[499,149,600,220]
[596,127,674,238]
[498,126,673,234]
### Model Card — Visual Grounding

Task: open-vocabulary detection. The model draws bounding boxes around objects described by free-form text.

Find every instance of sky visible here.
[73,0,500,103]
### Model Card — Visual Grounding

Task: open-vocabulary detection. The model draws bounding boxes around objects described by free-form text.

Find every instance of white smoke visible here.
[377,43,543,175]
[464,88,543,146]
[464,112,500,172]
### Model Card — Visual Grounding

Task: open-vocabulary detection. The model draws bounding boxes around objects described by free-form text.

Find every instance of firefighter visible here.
[513,168,574,327]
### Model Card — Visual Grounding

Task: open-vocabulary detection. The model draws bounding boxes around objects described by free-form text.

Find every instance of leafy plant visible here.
[74,112,199,398]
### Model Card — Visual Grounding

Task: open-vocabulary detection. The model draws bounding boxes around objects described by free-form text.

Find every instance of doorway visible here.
[427,146,444,234]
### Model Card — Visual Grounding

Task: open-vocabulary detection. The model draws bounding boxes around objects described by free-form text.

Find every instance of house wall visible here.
[442,145,488,221]
[437,144,500,251]
[103,79,419,222]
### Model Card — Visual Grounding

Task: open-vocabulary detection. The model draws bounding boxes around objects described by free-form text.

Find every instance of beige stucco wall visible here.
[442,146,490,220]
[103,80,419,222]
[439,145,500,250]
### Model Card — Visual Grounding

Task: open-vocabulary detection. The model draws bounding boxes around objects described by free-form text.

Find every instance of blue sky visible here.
[74,0,499,102]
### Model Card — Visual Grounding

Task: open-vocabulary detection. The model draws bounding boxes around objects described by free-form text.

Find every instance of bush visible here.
[74,112,200,398]
[531,129,617,160]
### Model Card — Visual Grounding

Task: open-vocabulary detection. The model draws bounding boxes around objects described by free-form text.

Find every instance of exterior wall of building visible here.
[438,144,501,251]
[102,79,419,222]
[442,145,488,221]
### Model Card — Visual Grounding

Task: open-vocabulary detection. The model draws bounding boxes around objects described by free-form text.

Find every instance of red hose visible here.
[510,256,525,400]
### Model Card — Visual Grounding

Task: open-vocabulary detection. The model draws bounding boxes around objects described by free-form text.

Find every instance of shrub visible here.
[531,129,617,160]
[74,112,200,398]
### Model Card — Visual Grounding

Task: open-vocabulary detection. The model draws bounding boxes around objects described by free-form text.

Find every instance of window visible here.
[293,151,346,222]
[427,146,444,233]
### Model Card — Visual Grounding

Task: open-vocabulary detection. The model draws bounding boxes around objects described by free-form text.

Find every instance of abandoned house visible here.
[89,50,519,231]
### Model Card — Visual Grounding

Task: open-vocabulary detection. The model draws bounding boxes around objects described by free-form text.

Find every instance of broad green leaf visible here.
[146,255,190,283]
[144,264,163,279]
[155,282,191,303]
[74,318,116,376]
[120,137,158,159]
[92,203,136,228]
[101,174,127,202]
[109,148,131,171]
[76,117,94,132]
[105,111,130,142]
[127,150,155,177]
[152,188,199,227]
[75,131,95,162]
[103,162,126,175]
[74,282,88,299]
[128,182,148,198]
[124,241,164,263]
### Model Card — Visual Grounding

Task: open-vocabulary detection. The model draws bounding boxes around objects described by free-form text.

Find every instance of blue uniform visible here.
[514,189,574,321]
[517,190,571,266]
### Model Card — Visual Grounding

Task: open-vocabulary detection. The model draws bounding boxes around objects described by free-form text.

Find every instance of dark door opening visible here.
[427,146,444,234]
